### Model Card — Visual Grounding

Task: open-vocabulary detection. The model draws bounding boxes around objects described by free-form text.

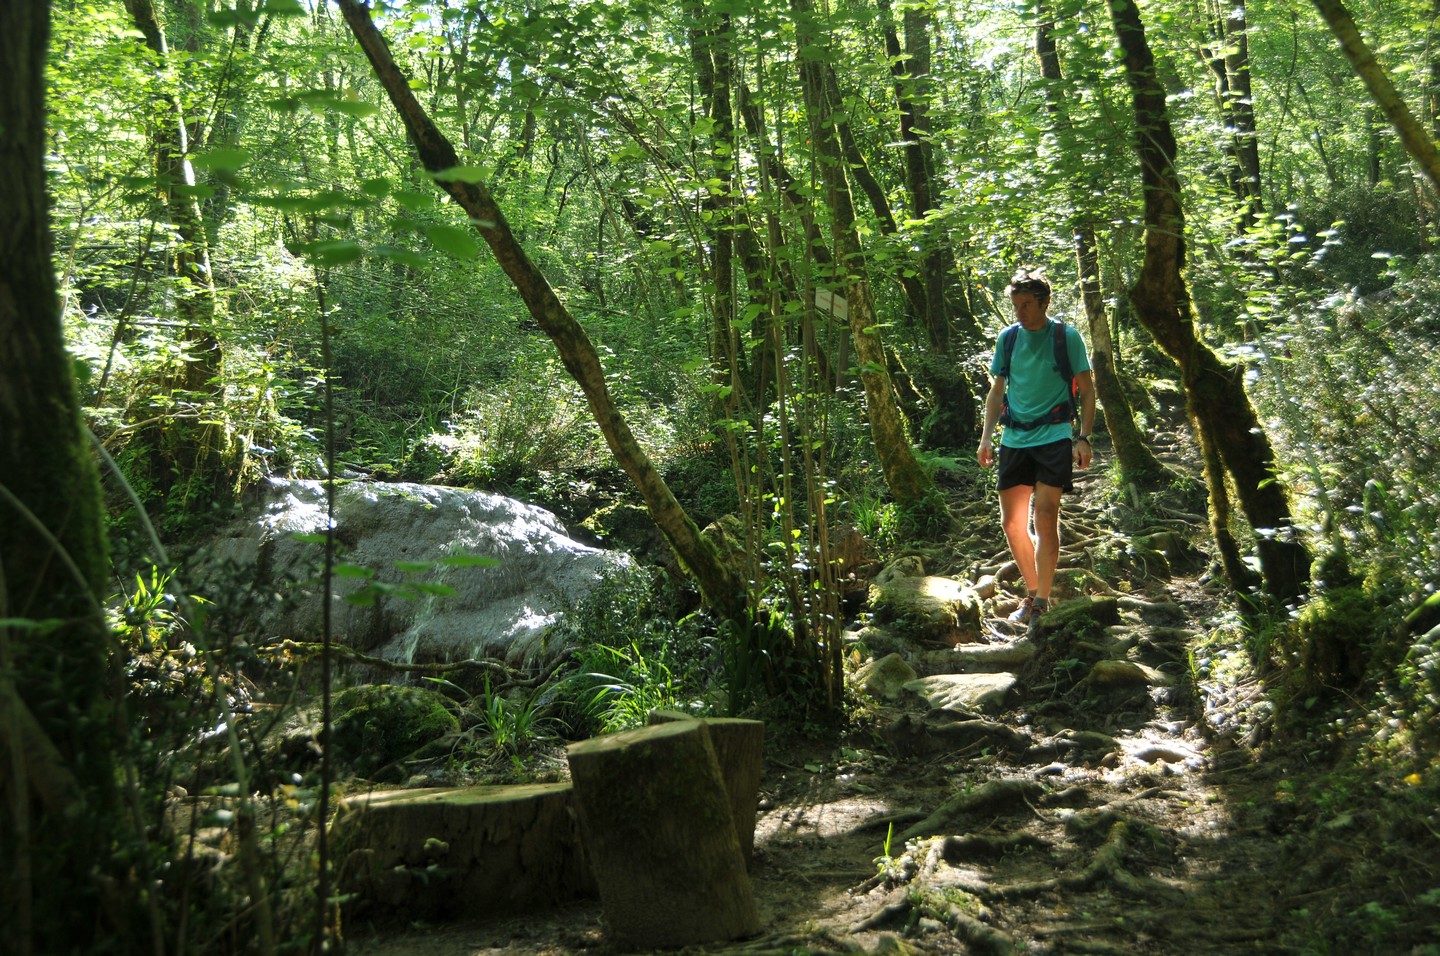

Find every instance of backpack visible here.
[998,318,1078,430]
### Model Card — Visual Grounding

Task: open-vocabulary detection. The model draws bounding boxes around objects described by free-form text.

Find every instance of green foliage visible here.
[551,565,718,735]
[416,356,605,489]
[330,684,461,780]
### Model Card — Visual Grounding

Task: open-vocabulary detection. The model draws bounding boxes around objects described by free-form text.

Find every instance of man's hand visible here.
[1073,438,1093,470]
[978,437,995,468]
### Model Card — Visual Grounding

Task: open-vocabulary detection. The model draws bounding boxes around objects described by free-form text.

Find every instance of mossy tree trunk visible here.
[1311,0,1440,196]
[0,5,119,951]
[336,0,749,625]
[124,0,227,498]
[1106,0,1309,602]
[1035,10,1172,488]
[791,0,935,512]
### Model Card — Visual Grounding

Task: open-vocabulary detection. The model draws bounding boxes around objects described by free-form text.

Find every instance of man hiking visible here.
[977,267,1097,637]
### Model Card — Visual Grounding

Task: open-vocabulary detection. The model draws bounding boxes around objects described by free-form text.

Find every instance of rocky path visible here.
[348,434,1410,954]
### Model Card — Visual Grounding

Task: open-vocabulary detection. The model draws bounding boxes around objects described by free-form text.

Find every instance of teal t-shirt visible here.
[990,319,1091,449]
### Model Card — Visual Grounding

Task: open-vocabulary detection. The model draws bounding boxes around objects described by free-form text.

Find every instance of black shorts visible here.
[997,439,1074,493]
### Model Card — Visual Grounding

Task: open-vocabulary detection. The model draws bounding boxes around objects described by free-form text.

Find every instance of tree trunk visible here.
[1035,12,1171,486]
[791,0,936,511]
[336,0,749,625]
[0,5,118,951]
[566,721,760,947]
[647,710,765,866]
[331,784,595,921]
[123,0,227,497]
[1311,0,1440,196]
[1106,0,1310,602]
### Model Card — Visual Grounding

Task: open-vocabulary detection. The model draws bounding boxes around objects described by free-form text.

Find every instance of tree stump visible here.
[566,720,760,947]
[329,783,594,923]
[647,709,764,866]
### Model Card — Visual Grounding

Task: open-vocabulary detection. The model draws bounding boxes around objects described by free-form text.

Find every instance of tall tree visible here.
[1310,0,1440,195]
[334,0,750,624]
[1034,6,1171,486]
[123,0,227,499]
[0,3,118,952]
[791,0,936,512]
[1106,0,1310,602]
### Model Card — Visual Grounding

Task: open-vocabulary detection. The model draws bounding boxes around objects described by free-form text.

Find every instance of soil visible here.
[344,429,1440,956]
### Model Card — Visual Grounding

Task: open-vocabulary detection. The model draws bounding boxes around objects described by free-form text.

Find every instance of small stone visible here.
[853,653,918,700]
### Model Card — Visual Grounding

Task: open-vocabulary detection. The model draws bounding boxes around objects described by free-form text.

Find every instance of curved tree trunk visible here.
[1035,12,1172,487]
[1106,0,1310,602]
[1311,0,1440,196]
[337,0,748,624]
[0,5,118,951]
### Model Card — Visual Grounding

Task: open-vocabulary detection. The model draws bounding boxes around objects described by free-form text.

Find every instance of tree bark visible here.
[124,0,227,494]
[1311,0,1440,196]
[1035,12,1171,486]
[1106,0,1309,602]
[0,5,118,951]
[648,710,765,866]
[336,0,749,624]
[567,721,759,947]
[791,0,936,511]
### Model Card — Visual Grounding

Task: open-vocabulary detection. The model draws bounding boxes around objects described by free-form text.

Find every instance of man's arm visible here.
[979,375,1006,467]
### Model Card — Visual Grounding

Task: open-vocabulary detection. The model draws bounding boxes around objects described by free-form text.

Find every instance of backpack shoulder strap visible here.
[999,323,1021,377]
[1051,319,1073,382]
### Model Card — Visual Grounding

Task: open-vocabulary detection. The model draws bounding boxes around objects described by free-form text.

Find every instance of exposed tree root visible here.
[898,779,1046,842]
[985,819,1170,902]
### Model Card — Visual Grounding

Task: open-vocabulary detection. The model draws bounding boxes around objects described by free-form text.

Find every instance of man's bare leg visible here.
[1031,481,1063,602]
[999,483,1038,594]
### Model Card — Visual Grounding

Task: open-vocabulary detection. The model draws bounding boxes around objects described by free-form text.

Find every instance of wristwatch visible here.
[1074,435,1092,444]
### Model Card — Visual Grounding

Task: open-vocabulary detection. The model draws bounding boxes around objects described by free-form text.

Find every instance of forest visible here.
[3,0,1439,952]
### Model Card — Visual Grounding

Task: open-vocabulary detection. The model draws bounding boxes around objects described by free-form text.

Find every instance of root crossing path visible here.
[349,431,1403,955]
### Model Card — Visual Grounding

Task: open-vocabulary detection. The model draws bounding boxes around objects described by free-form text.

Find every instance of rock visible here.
[1128,742,1200,765]
[853,653,919,700]
[1085,659,1170,689]
[1031,595,1122,641]
[870,576,983,646]
[972,573,998,600]
[903,673,1018,715]
[196,479,631,669]
[853,624,908,660]
[874,554,925,585]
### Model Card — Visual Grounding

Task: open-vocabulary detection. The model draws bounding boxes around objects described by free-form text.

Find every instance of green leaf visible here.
[413,583,458,597]
[333,563,376,579]
[361,177,392,197]
[425,223,479,259]
[394,190,436,212]
[439,554,501,568]
[432,166,489,185]
[302,239,364,267]
[191,147,252,172]
[372,245,428,269]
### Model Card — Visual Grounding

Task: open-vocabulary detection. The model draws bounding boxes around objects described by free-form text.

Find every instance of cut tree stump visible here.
[330,783,594,923]
[647,708,764,866]
[566,720,760,947]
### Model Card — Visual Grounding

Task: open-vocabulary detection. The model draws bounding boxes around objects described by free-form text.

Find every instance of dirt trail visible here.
[347,432,1415,955]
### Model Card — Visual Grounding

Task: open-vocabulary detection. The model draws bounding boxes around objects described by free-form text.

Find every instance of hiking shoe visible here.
[1008,595,1036,624]
[1026,599,1050,639]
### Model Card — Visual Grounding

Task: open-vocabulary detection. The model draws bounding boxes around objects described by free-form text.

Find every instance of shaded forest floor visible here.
[346,426,1440,955]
